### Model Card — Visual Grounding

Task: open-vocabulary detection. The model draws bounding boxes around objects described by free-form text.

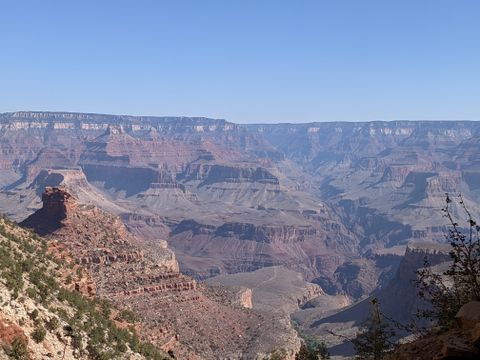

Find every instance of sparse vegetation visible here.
[46,316,59,331]
[31,324,47,343]
[0,216,171,360]
[291,319,330,360]
[268,349,287,360]
[351,298,395,360]
[116,309,138,323]
[416,193,480,329]
[295,341,330,360]
[2,336,29,360]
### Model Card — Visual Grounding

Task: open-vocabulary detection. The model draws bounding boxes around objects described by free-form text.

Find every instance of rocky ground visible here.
[291,242,452,357]
[207,266,328,316]
[0,217,170,360]
[19,187,301,359]
[387,301,480,360]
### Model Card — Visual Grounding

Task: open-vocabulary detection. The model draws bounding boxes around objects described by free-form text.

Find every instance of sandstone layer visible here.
[2,112,480,303]
[20,187,301,359]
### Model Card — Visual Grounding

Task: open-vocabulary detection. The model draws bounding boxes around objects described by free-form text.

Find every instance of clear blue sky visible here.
[1,1,479,123]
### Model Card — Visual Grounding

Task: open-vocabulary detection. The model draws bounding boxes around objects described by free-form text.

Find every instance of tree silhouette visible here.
[352,298,395,360]
[416,193,480,329]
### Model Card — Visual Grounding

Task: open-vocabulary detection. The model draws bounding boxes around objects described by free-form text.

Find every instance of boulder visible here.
[471,323,480,347]
[435,340,479,359]
[455,301,480,330]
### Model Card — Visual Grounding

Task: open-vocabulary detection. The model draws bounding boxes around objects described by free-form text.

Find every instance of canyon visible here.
[1,111,480,357]
[19,186,301,359]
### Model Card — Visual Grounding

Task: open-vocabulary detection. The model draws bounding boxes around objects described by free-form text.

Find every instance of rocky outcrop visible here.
[456,302,480,330]
[387,301,480,360]
[19,187,301,359]
[173,220,318,244]
[237,287,253,309]
[111,279,196,297]
[20,186,77,235]
[21,187,188,297]
[372,243,452,323]
[297,283,324,307]
[78,249,145,265]
[303,243,455,357]
[396,243,451,282]
[215,222,316,243]
[180,163,279,185]
[41,186,77,219]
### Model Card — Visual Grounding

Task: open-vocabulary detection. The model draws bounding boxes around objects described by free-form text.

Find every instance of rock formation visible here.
[2,111,480,304]
[20,187,301,359]
[0,216,170,360]
[387,301,480,359]
[292,243,453,357]
[21,186,77,235]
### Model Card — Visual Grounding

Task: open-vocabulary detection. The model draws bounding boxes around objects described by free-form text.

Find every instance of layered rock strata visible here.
[21,187,301,359]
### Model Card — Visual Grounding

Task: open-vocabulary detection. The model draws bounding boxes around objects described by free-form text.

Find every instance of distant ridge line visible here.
[0,110,479,126]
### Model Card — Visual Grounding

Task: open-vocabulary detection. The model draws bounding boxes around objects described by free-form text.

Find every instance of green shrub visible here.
[31,325,47,343]
[46,317,59,331]
[2,336,29,360]
[71,332,83,350]
[25,287,37,299]
[28,309,38,321]
[416,194,480,329]
[116,309,137,323]
[352,298,394,360]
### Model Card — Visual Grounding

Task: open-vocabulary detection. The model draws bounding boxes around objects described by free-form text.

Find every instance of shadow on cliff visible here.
[20,187,72,235]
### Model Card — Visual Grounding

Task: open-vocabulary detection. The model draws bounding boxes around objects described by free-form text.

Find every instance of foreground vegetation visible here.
[351,194,480,359]
[2,191,478,359]
[0,216,170,359]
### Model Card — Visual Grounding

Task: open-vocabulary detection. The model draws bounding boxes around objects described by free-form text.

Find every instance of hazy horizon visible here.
[0,109,480,125]
[2,109,480,125]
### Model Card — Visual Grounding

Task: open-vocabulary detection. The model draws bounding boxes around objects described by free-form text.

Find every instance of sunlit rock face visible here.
[20,187,302,359]
[2,112,480,302]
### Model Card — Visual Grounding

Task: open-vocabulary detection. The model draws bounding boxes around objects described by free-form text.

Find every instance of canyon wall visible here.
[20,187,302,359]
[2,112,480,302]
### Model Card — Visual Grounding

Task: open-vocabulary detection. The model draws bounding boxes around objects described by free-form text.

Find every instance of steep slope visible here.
[386,301,480,360]
[292,243,452,357]
[20,187,301,359]
[248,121,480,249]
[0,216,170,360]
[207,266,325,316]
[0,112,362,299]
[2,112,480,304]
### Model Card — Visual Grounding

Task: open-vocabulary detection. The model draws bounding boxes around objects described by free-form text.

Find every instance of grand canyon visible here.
[1,111,480,359]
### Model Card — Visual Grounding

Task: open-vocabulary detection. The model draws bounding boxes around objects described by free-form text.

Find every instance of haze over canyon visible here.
[1,111,479,358]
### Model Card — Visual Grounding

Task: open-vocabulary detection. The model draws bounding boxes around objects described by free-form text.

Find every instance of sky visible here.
[0,1,479,124]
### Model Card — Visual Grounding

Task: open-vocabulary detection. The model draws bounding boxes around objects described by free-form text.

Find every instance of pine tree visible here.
[295,343,312,360]
[295,340,330,360]
[352,298,395,360]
